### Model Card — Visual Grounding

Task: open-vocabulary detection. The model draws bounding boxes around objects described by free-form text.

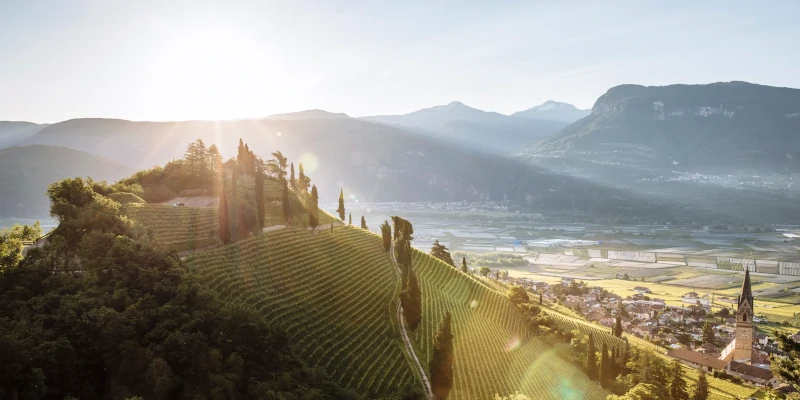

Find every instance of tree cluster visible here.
[430,240,455,267]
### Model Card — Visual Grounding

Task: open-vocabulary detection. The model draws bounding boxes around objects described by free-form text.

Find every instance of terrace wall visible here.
[779,261,800,276]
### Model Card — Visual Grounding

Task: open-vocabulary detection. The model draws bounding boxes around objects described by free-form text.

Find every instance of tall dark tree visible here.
[430,240,455,267]
[538,293,542,305]
[268,151,287,180]
[430,311,454,400]
[691,372,709,400]
[349,213,352,226]
[219,182,230,244]
[586,334,598,381]
[308,185,319,230]
[599,343,611,388]
[297,163,308,192]
[337,189,345,221]
[771,330,800,390]
[614,316,623,338]
[669,359,689,400]
[289,162,296,190]
[360,216,367,230]
[380,221,391,252]
[255,161,266,228]
[282,180,291,224]
[460,257,468,274]
[610,346,619,379]
[701,321,714,345]
[400,269,422,330]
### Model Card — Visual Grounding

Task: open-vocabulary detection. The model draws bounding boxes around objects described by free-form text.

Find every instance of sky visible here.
[1,0,799,123]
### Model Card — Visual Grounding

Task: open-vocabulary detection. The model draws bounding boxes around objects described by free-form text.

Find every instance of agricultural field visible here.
[123,204,219,251]
[186,226,416,397]
[410,250,605,400]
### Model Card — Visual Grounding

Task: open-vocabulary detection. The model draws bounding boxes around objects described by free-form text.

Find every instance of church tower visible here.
[732,268,754,363]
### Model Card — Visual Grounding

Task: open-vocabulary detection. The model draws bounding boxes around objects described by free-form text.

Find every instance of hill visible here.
[267,109,351,120]
[0,121,46,148]
[525,81,800,172]
[17,116,679,222]
[512,101,590,123]
[362,101,567,153]
[186,225,605,399]
[0,145,134,218]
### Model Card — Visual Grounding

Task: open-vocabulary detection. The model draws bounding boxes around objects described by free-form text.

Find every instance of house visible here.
[667,348,727,373]
[697,343,719,354]
[756,334,769,346]
[633,286,652,294]
[727,362,780,388]
[599,316,615,327]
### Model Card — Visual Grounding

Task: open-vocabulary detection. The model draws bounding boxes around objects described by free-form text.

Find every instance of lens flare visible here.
[470,300,478,309]
[299,153,318,172]
[504,335,520,352]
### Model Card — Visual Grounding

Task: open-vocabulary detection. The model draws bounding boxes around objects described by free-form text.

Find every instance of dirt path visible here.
[390,242,433,399]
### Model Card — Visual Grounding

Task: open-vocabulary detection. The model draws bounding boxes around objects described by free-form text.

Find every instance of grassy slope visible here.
[123,204,220,251]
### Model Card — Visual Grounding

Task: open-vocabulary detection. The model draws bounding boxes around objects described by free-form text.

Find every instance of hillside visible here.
[186,225,605,399]
[362,101,567,153]
[512,101,591,123]
[16,116,679,221]
[0,121,46,148]
[0,145,134,218]
[525,81,800,172]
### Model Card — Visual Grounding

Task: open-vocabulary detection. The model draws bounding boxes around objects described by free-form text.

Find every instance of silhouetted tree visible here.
[538,293,542,305]
[702,321,714,345]
[611,346,619,379]
[430,311,454,400]
[255,161,266,228]
[615,316,623,338]
[282,180,291,224]
[297,163,308,192]
[360,216,367,230]
[380,221,391,252]
[401,270,422,330]
[268,151,287,180]
[430,240,455,267]
[587,334,598,381]
[289,162,296,190]
[337,189,345,221]
[460,257,468,273]
[308,185,319,230]
[507,285,528,306]
[349,213,352,226]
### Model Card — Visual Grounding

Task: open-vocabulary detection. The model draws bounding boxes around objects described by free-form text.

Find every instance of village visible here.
[508,270,796,391]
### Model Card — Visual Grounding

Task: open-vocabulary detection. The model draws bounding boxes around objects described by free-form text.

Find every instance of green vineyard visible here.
[124,204,219,251]
[185,226,416,397]
[410,250,605,400]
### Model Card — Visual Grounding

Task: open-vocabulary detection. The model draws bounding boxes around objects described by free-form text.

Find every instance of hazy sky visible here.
[1,0,799,123]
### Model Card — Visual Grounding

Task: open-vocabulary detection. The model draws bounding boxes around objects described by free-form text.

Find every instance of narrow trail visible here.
[390,242,433,399]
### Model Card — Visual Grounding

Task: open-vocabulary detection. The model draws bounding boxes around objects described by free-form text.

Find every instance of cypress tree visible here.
[586,334,598,381]
[670,359,689,400]
[611,346,619,379]
[298,163,307,192]
[255,163,265,228]
[615,316,623,337]
[219,183,230,244]
[430,311,454,400]
[282,180,290,224]
[308,185,319,230]
[337,188,345,221]
[400,269,422,330]
[692,372,708,400]
[360,216,367,230]
[349,213,352,226]
[380,221,391,252]
[599,343,611,388]
[538,293,542,305]
[460,257,468,273]
[289,163,296,190]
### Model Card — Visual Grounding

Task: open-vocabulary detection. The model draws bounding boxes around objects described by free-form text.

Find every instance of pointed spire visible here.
[738,267,753,309]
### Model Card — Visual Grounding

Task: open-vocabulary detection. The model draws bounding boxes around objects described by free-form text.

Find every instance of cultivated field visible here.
[123,204,219,251]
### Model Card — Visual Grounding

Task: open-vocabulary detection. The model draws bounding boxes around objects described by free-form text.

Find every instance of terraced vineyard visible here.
[185,227,416,396]
[410,251,605,400]
[123,204,219,251]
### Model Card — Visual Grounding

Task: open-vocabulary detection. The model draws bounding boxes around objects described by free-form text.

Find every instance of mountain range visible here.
[524,81,800,172]
[362,101,584,153]
[512,100,591,122]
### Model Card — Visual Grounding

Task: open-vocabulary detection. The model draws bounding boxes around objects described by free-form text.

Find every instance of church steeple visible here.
[738,268,753,310]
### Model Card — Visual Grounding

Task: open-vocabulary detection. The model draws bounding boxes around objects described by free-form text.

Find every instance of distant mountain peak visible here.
[512,101,590,123]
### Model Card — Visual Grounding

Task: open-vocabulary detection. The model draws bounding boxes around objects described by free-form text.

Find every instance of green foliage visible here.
[308,185,319,230]
[587,334,598,381]
[770,329,800,390]
[219,187,231,244]
[600,343,611,388]
[361,215,367,230]
[614,316,623,338]
[0,222,42,271]
[670,359,689,400]
[479,266,491,276]
[108,191,146,204]
[289,162,296,190]
[338,188,345,221]
[606,383,661,400]
[460,257,468,274]
[702,321,715,345]
[430,239,455,267]
[282,179,291,223]
[297,162,309,192]
[254,164,266,228]
[430,311,454,400]
[507,285,529,306]
[451,251,528,269]
[692,372,709,400]
[401,269,422,331]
